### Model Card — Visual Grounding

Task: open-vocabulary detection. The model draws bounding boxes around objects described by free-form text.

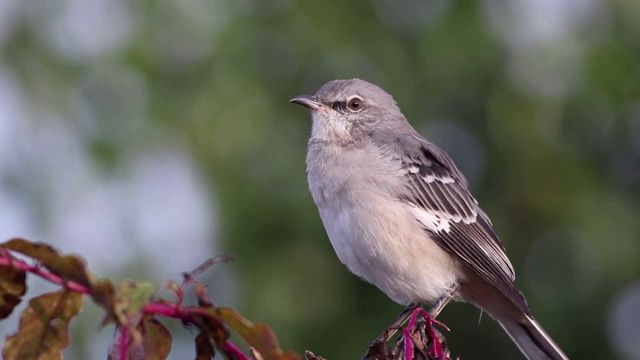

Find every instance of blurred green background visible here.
[1,0,639,359]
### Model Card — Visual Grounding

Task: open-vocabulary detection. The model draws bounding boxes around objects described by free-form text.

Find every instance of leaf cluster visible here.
[0,238,300,360]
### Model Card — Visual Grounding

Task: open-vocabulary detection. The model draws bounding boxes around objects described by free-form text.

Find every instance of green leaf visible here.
[114,279,158,321]
[2,289,83,360]
[0,263,27,319]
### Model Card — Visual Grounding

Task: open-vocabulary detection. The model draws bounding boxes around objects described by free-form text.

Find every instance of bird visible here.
[290,78,569,360]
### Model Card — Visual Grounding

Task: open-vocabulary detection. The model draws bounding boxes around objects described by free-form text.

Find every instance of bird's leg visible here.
[428,282,459,318]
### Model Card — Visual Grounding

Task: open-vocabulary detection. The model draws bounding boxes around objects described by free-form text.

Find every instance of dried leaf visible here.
[3,289,83,360]
[0,238,115,319]
[163,280,181,295]
[212,307,300,360]
[194,282,214,307]
[195,333,215,360]
[190,309,230,351]
[2,238,92,286]
[0,261,27,319]
[140,315,172,360]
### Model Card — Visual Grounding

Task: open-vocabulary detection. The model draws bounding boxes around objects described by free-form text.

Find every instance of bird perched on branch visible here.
[291,78,568,360]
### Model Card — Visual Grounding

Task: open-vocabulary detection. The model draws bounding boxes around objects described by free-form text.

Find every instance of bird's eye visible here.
[347,97,363,112]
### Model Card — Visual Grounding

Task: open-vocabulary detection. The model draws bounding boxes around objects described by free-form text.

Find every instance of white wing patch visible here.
[436,175,455,184]
[409,204,452,232]
[408,198,479,235]
[407,165,454,184]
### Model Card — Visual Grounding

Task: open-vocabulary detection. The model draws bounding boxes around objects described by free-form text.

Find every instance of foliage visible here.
[0,238,300,360]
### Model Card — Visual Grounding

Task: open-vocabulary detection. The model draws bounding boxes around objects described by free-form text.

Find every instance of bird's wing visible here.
[397,139,528,313]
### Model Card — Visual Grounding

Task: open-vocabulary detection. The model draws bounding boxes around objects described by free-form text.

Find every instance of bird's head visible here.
[290,78,404,142]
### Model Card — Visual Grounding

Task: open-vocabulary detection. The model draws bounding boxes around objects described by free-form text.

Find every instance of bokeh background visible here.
[1,0,639,359]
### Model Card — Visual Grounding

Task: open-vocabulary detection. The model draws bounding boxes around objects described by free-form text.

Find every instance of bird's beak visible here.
[290,95,324,111]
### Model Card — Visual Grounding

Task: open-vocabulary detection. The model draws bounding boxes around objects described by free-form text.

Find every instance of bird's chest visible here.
[306,144,406,274]
[311,180,390,282]
[306,143,459,305]
[310,164,363,249]
[306,142,403,205]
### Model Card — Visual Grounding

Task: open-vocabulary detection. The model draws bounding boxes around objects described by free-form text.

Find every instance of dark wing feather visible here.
[399,139,529,314]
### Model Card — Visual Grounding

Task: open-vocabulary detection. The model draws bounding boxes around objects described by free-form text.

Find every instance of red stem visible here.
[120,326,129,360]
[0,250,250,360]
[0,250,90,294]
[141,303,250,360]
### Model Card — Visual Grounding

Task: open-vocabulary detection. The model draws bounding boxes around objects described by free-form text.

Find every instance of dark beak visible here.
[290,95,324,111]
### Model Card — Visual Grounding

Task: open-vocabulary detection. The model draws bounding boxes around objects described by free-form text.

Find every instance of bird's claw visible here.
[404,307,449,360]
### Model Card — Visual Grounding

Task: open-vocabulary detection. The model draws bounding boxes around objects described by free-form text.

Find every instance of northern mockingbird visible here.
[290,78,568,360]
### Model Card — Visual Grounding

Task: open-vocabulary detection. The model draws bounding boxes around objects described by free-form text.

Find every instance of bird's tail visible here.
[497,314,569,360]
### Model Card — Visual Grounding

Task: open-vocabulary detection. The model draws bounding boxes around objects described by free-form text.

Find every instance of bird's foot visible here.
[362,304,450,360]
[403,307,449,360]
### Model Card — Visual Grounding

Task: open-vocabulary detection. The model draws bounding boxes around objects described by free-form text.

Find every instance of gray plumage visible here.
[290,79,568,360]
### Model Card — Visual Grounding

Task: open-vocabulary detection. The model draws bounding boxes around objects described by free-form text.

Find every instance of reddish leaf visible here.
[211,307,300,360]
[189,307,300,359]
[195,333,215,360]
[3,289,83,360]
[140,315,172,360]
[2,238,92,286]
[1,238,115,319]
[188,308,230,352]
[0,259,27,319]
